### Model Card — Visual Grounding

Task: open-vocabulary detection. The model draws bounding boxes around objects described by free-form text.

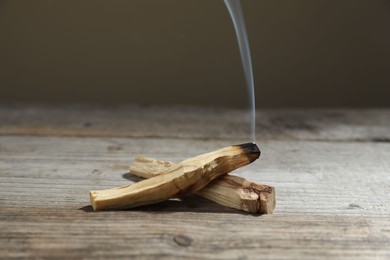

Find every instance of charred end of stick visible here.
[235,142,260,162]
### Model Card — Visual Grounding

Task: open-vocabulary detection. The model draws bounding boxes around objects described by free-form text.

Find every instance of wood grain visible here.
[90,144,260,210]
[130,155,275,214]
[0,104,389,142]
[0,207,389,259]
[0,104,389,259]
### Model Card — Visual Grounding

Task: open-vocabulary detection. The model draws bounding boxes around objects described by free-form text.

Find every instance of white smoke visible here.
[224,0,256,143]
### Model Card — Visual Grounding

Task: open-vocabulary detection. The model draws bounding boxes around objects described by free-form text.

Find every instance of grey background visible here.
[0,0,389,108]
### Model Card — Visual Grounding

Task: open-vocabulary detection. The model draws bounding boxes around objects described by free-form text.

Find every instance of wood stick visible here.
[130,156,275,214]
[90,143,260,211]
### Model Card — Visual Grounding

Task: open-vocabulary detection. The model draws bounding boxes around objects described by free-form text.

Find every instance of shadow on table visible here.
[79,172,260,216]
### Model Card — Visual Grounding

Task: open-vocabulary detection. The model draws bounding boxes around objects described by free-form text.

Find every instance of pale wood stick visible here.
[130,156,276,214]
[90,143,260,211]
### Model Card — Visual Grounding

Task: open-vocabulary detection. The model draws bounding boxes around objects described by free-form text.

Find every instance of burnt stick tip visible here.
[235,142,261,161]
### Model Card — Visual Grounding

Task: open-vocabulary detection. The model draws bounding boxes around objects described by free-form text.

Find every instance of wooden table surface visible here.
[0,104,389,259]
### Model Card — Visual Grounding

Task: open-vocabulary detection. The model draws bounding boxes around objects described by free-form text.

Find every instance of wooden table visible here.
[0,104,389,259]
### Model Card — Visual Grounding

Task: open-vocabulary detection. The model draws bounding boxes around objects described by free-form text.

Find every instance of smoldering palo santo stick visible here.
[130,156,275,214]
[90,143,260,211]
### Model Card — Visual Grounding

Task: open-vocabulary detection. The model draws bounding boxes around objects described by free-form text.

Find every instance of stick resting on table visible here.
[90,143,260,211]
[130,155,275,214]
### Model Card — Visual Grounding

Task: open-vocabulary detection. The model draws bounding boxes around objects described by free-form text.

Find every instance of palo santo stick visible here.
[130,156,275,214]
[90,143,260,211]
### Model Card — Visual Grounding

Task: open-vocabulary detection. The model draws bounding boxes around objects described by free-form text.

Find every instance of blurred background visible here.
[0,0,389,108]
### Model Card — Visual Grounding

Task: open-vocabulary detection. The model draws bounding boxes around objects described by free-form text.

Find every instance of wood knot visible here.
[173,234,193,247]
[349,203,362,209]
[107,145,122,152]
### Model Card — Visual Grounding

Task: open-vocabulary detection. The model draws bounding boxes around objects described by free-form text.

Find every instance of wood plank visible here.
[0,136,388,214]
[0,207,389,259]
[0,104,389,142]
[1,105,390,259]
